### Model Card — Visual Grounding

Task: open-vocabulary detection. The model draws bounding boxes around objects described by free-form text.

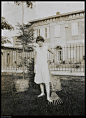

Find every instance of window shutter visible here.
[47,27,49,38]
[54,26,57,37]
[75,23,78,35]
[71,23,78,36]
[54,25,60,37]
[72,29,74,36]
[37,29,40,36]
[71,23,74,36]
[37,29,39,36]
[40,28,43,36]
[58,25,60,37]
[42,28,45,38]
[34,30,37,37]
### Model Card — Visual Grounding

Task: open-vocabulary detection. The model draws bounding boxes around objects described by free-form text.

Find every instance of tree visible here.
[15,22,34,70]
[15,22,34,46]
[1,17,14,44]
[1,17,14,30]
[1,36,12,44]
[14,1,34,80]
[14,1,33,8]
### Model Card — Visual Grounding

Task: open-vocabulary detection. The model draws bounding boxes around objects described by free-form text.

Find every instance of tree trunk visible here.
[22,2,24,80]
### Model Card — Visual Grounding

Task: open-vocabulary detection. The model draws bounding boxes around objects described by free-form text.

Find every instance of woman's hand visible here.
[34,65,36,73]
[34,68,36,73]
[47,59,53,64]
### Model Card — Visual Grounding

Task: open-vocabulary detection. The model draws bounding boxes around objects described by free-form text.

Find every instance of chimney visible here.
[56,12,60,15]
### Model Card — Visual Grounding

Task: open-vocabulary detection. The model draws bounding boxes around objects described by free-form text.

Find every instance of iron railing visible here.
[1,44,85,72]
[49,44,85,72]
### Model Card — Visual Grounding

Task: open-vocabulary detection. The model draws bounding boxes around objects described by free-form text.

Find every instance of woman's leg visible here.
[38,84,45,97]
[45,83,52,102]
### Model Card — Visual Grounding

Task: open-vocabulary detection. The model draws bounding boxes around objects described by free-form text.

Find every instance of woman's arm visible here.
[34,50,37,65]
[48,46,56,63]
[48,47,55,57]
[34,50,37,73]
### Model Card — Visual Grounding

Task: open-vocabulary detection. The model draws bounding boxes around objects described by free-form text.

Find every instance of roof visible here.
[29,9,85,23]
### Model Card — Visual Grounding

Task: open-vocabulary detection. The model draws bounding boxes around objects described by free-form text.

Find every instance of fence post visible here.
[16,50,17,71]
[79,44,81,71]
[82,44,84,71]
[76,44,77,64]
[64,45,66,71]
[70,44,72,73]
[1,49,3,71]
[61,46,63,71]
[73,44,74,72]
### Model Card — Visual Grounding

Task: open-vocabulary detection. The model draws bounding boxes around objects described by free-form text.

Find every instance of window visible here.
[34,29,41,37]
[40,28,45,38]
[40,27,49,38]
[7,53,10,66]
[58,51,62,60]
[35,27,49,38]
[36,29,40,36]
[54,25,60,37]
[40,28,43,36]
[71,22,78,36]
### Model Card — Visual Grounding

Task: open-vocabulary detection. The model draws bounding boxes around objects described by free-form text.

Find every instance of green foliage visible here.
[26,57,35,87]
[17,56,35,85]
[1,17,14,30]
[1,36,12,44]
[15,21,35,83]
[26,1,33,8]
[14,1,33,8]
[15,22,34,46]
[1,17,14,45]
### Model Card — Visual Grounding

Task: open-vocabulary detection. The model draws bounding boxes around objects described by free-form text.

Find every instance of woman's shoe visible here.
[47,97,53,102]
[38,93,45,97]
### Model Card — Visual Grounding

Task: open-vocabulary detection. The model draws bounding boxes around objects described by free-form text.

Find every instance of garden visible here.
[1,1,85,116]
[1,73,85,116]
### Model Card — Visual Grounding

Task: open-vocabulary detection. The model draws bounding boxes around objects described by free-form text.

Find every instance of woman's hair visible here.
[36,36,45,43]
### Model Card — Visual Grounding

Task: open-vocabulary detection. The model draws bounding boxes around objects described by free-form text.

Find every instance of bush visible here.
[26,57,38,88]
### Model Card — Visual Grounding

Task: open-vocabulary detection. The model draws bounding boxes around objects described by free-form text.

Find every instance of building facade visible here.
[1,10,85,71]
[29,10,85,63]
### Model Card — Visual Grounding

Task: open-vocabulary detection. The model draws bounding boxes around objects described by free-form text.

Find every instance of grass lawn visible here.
[1,75,85,116]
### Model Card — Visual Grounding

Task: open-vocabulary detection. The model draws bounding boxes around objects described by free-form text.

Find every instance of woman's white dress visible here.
[34,44,50,84]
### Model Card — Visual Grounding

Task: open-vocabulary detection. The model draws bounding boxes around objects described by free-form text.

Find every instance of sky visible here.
[1,1,84,38]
